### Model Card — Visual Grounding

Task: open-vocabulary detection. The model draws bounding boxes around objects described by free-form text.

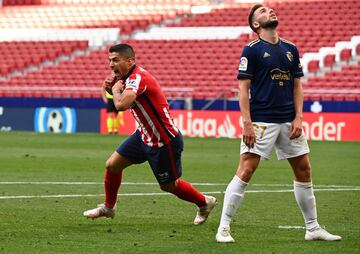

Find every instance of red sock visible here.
[104,168,122,208]
[173,179,206,207]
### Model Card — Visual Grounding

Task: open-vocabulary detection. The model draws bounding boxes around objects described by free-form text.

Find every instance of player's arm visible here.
[239,79,256,148]
[112,81,136,111]
[290,77,303,139]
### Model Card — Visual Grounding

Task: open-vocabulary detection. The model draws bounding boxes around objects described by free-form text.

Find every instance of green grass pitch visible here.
[0,132,359,253]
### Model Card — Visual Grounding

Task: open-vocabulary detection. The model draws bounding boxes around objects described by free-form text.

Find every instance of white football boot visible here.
[305,227,341,241]
[216,227,235,243]
[193,195,217,225]
[83,204,115,219]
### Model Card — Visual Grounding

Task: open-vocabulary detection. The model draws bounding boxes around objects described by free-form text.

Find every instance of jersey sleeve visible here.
[124,73,146,96]
[292,46,304,78]
[237,46,256,80]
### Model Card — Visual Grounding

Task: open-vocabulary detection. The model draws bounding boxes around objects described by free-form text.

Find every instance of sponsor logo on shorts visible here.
[158,172,170,181]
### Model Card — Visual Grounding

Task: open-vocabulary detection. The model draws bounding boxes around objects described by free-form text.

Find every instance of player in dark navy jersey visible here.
[216,4,341,243]
[238,36,304,123]
[84,44,217,225]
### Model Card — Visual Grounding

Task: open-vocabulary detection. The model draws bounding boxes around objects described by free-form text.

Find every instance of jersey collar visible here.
[122,64,137,82]
[259,37,281,46]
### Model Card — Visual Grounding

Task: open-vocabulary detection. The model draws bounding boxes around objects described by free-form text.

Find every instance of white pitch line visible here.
[0,182,226,186]
[1,188,359,200]
[278,225,306,229]
[0,182,359,189]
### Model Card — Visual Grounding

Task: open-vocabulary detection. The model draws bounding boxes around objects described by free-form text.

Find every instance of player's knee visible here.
[237,167,255,182]
[297,162,311,174]
[105,159,117,172]
[294,165,312,181]
[159,182,176,193]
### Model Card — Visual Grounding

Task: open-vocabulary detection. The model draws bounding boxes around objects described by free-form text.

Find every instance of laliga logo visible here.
[218,115,237,138]
[34,107,76,133]
[174,112,239,138]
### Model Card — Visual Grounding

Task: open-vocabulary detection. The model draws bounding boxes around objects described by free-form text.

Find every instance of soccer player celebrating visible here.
[83,44,216,225]
[215,5,341,243]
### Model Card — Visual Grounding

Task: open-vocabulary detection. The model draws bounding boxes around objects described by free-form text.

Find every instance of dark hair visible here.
[248,4,264,33]
[109,43,135,60]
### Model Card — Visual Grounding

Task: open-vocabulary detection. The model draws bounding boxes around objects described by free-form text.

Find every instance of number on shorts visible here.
[253,124,267,139]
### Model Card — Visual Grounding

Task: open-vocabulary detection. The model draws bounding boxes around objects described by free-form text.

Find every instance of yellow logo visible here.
[270,69,291,81]
[286,51,293,62]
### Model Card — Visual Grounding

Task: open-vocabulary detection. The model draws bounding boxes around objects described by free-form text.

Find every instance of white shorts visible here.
[240,122,310,160]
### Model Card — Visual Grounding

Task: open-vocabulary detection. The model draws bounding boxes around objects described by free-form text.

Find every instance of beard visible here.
[260,19,279,29]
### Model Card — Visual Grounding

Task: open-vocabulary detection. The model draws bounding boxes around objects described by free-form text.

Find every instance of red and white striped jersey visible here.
[123,65,179,147]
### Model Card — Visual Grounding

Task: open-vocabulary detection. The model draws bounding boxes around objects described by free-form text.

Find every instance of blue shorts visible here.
[116,130,183,184]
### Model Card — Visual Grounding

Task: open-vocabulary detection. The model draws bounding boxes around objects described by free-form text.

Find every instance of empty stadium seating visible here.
[0,0,359,101]
[0,40,88,75]
[303,61,360,101]
[0,0,206,33]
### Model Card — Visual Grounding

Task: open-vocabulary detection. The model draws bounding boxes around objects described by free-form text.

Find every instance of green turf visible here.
[0,132,359,253]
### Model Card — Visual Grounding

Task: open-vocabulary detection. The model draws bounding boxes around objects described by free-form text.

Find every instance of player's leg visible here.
[288,154,341,241]
[106,112,114,134]
[149,133,217,224]
[117,111,124,129]
[277,123,341,240]
[159,179,217,225]
[216,153,260,243]
[216,122,278,243]
[83,152,133,219]
[288,154,318,229]
[112,111,119,134]
[103,152,133,208]
[83,131,146,219]
[106,99,117,134]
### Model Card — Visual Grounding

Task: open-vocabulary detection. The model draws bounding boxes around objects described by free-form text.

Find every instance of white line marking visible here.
[0,181,359,188]
[0,188,359,200]
[278,225,306,229]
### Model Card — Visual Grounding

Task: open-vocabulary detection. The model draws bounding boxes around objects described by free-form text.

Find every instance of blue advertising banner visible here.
[0,107,100,133]
[34,107,77,133]
[0,107,34,131]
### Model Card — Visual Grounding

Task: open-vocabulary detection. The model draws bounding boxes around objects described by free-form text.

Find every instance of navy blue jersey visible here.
[237,38,304,123]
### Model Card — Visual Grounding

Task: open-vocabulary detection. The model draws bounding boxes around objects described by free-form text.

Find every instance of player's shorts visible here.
[240,122,310,160]
[116,130,183,184]
[106,98,117,113]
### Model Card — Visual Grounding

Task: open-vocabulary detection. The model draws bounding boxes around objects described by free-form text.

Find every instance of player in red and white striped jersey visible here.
[83,44,217,225]
[123,64,178,148]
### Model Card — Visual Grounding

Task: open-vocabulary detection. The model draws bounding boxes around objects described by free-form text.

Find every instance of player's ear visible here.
[252,21,260,30]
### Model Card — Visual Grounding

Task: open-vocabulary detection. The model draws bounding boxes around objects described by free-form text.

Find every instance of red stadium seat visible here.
[308,60,319,73]
[324,54,335,67]
[356,43,360,55]
[340,48,352,62]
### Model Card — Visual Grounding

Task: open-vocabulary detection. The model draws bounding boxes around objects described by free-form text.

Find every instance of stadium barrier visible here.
[1,102,359,141]
[99,110,360,141]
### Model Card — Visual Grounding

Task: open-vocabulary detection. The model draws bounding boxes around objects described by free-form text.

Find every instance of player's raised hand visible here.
[103,74,118,95]
[112,80,125,94]
[242,121,256,148]
[289,116,302,139]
